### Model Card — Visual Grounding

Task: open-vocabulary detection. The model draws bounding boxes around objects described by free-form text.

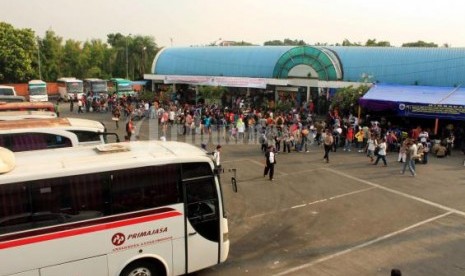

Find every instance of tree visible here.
[264,39,307,46]
[365,39,391,47]
[0,22,36,82]
[342,39,361,46]
[231,41,255,46]
[40,30,63,81]
[198,86,226,104]
[402,40,438,47]
[61,39,82,78]
[331,85,370,115]
[106,33,158,80]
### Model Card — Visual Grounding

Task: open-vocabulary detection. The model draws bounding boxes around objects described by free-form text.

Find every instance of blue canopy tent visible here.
[359,84,465,121]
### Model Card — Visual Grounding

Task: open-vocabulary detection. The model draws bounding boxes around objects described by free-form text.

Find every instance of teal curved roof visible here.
[151,46,465,88]
[327,46,465,87]
[152,46,342,80]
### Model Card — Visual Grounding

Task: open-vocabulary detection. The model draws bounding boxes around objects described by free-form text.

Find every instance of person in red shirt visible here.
[344,126,354,151]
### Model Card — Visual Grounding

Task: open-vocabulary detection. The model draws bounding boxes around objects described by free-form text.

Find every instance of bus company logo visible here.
[127,227,168,240]
[399,103,406,111]
[112,233,126,246]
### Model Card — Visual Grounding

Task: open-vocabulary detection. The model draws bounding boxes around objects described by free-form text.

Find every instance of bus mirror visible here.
[231,177,237,193]
[229,168,237,193]
[101,132,120,143]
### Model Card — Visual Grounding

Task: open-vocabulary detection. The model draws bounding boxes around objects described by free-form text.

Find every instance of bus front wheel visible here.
[120,260,164,276]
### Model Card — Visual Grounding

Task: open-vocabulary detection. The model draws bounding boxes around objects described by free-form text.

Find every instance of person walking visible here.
[373,137,388,166]
[401,139,416,176]
[69,97,74,112]
[213,145,222,169]
[323,129,334,163]
[112,105,121,129]
[264,145,276,181]
[125,117,136,141]
[77,98,83,113]
[366,134,377,162]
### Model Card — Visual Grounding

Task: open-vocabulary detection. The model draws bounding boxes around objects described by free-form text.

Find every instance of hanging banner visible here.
[164,76,213,85]
[213,77,267,88]
[397,103,465,120]
[164,75,268,88]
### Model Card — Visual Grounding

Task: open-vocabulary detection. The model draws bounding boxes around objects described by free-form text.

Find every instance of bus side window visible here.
[68,130,101,143]
[184,177,219,242]
[0,183,30,235]
[110,165,180,215]
[11,133,47,152]
[68,173,107,217]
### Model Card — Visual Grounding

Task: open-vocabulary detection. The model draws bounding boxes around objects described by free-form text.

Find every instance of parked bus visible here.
[0,141,229,276]
[28,80,48,102]
[109,78,135,98]
[0,86,17,96]
[0,111,57,120]
[0,100,56,120]
[0,117,119,152]
[0,101,55,113]
[84,78,108,99]
[57,77,84,101]
[0,96,26,103]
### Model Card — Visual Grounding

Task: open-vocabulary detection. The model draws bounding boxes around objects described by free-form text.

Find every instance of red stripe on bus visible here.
[0,211,182,249]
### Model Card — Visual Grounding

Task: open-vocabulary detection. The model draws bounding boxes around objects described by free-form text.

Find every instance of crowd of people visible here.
[66,92,465,175]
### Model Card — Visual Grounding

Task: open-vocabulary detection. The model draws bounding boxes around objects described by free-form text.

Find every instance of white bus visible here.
[0,85,17,96]
[28,80,48,102]
[0,141,229,276]
[0,117,120,152]
[57,77,84,101]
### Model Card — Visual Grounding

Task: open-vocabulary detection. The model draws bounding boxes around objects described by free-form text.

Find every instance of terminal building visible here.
[144,46,465,123]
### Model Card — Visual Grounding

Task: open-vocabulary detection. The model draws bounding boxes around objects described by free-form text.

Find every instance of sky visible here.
[2,0,465,48]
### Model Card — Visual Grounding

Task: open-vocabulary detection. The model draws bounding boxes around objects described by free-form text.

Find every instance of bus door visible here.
[184,176,221,273]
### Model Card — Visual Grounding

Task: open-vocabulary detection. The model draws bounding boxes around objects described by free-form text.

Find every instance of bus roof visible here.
[57,77,83,83]
[28,80,46,85]
[0,117,104,131]
[0,96,26,103]
[0,111,57,120]
[0,101,54,111]
[0,141,212,182]
[84,78,105,82]
[111,78,132,83]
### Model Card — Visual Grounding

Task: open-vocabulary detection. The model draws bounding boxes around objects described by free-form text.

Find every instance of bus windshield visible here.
[0,87,15,96]
[92,82,107,93]
[29,85,47,96]
[67,82,83,93]
[118,84,133,92]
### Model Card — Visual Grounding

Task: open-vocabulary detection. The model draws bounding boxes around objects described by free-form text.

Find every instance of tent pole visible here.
[434,118,439,135]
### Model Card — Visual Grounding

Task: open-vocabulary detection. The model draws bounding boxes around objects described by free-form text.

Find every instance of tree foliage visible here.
[264,38,307,46]
[365,39,391,47]
[0,22,36,82]
[331,85,370,115]
[198,86,226,104]
[342,39,362,46]
[0,22,159,83]
[402,40,438,47]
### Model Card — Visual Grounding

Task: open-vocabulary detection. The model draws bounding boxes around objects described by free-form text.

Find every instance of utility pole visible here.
[126,34,131,79]
[37,37,42,80]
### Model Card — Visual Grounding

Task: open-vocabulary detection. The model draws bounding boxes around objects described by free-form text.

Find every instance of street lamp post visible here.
[142,46,147,78]
[126,34,131,79]
[37,37,42,80]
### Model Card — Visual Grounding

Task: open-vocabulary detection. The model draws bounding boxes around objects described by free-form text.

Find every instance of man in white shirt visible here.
[213,145,222,168]
[264,146,276,181]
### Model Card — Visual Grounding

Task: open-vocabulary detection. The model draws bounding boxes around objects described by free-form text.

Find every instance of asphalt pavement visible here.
[59,103,465,276]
